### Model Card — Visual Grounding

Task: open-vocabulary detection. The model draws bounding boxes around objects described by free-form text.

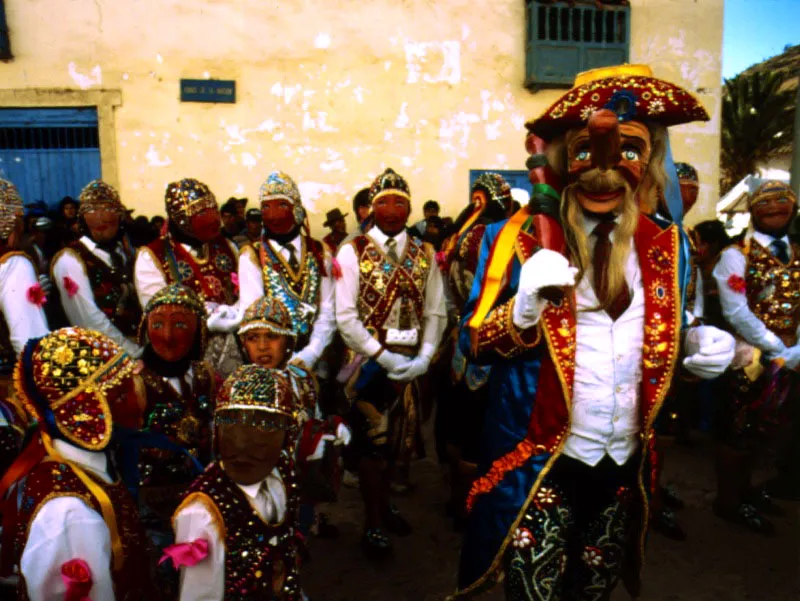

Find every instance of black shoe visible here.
[651,508,687,541]
[764,476,800,502]
[713,501,775,536]
[745,488,786,517]
[382,505,413,537]
[316,513,340,539]
[660,486,685,510]
[362,528,393,559]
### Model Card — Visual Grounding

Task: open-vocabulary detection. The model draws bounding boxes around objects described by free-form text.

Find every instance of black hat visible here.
[323,208,348,228]
[246,208,262,222]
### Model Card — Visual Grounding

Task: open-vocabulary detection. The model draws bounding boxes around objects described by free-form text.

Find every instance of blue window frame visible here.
[0,1,10,60]
[525,1,630,89]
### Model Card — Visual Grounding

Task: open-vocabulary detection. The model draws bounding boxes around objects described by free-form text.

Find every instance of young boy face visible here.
[218,413,286,486]
[242,329,290,369]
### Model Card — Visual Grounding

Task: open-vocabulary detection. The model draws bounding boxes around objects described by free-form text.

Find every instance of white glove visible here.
[204,301,220,315]
[206,306,240,333]
[388,355,431,382]
[376,350,411,374]
[512,249,578,329]
[335,422,352,446]
[308,434,336,461]
[291,346,319,369]
[772,344,800,370]
[683,326,736,379]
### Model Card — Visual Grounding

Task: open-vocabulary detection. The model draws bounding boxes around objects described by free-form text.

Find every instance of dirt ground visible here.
[303,431,800,601]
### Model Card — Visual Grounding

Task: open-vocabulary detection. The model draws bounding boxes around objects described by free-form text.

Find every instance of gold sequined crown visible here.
[0,178,23,240]
[78,180,126,216]
[369,168,411,204]
[238,296,296,338]
[259,171,302,206]
[749,180,797,207]
[472,173,513,210]
[216,365,296,422]
[164,178,218,229]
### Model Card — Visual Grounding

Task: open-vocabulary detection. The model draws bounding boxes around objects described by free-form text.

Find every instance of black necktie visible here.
[592,221,631,321]
[771,239,790,264]
[386,238,399,262]
[284,242,300,271]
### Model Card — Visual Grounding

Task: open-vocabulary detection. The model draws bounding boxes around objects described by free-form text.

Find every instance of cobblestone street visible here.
[303,431,800,601]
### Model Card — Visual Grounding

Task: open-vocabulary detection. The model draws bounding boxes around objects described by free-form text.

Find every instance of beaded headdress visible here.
[215,365,298,432]
[14,327,136,451]
[675,162,698,182]
[259,170,305,227]
[238,296,296,338]
[137,284,209,351]
[78,180,126,217]
[749,180,797,208]
[164,178,218,233]
[527,64,709,141]
[0,178,23,240]
[471,173,513,212]
[368,168,411,204]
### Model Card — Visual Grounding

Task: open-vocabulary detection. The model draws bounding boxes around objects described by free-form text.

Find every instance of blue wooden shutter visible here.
[525,1,630,89]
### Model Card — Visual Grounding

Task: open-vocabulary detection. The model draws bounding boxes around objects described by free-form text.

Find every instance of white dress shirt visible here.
[561,217,644,467]
[712,231,789,355]
[0,253,49,354]
[53,236,142,358]
[173,469,287,601]
[238,234,336,367]
[133,238,239,310]
[335,227,447,361]
[20,440,115,601]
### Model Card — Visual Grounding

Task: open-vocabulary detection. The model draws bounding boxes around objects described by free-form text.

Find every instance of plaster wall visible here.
[1,0,724,235]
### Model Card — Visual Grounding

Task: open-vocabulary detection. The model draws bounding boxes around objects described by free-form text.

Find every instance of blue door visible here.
[0,107,102,208]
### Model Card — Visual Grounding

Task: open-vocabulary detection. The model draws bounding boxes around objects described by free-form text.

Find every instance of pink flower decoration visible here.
[61,558,93,601]
[727,274,747,294]
[230,272,240,294]
[63,276,80,298]
[159,538,210,569]
[435,250,448,271]
[330,257,343,280]
[26,283,47,308]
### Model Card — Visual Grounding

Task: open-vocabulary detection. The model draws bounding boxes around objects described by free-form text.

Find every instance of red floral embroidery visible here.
[63,276,80,298]
[26,283,47,307]
[61,558,93,601]
[727,274,746,294]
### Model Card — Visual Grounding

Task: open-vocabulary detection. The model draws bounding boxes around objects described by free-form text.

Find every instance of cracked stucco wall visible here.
[1,0,723,234]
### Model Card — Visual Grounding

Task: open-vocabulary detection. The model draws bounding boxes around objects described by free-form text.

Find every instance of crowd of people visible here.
[0,62,796,601]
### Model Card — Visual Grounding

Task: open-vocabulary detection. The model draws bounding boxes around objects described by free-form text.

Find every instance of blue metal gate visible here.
[0,107,102,208]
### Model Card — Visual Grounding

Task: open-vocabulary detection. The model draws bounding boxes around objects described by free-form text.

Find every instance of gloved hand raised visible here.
[512,249,578,329]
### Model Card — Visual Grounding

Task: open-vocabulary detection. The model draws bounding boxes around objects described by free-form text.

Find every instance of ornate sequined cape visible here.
[453,213,683,599]
[175,461,302,601]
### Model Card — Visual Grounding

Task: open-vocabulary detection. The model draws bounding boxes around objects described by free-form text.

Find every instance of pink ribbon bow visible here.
[330,257,343,280]
[26,283,47,307]
[159,538,210,569]
[61,558,93,601]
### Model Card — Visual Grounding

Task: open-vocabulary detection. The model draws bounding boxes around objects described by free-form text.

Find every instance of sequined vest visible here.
[255,237,325,350]
[179,461,301,601]
[67,240,142,338]
[448,223,486,317]
[743,238,800,346]
[147,236,238,305]
[350,235,433,354]
[139,361,215,488]
[11,460,155,601]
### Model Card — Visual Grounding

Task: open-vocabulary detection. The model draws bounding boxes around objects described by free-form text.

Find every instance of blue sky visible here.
[722,0,799,79]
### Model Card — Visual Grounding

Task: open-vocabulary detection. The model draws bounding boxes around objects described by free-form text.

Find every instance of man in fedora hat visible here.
[322,207,349,253]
